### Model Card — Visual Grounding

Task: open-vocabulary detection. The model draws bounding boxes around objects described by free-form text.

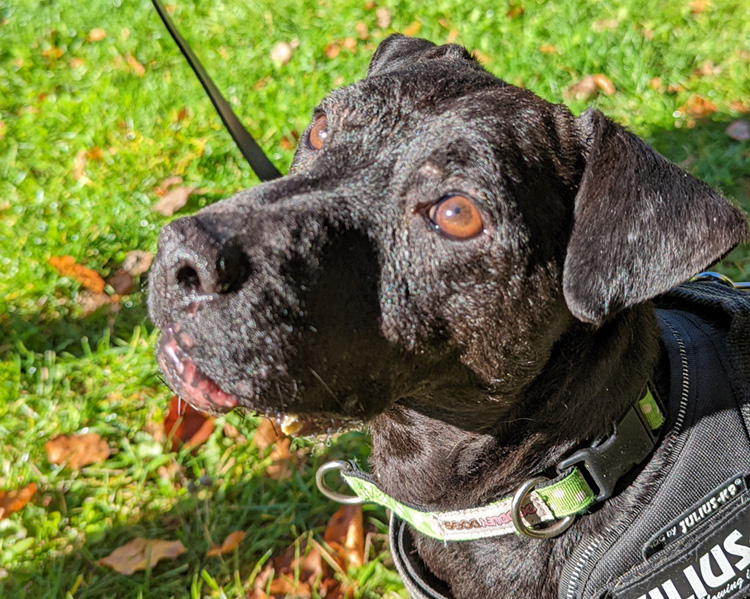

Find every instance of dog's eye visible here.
[429,196,484,240]
[308,115,329,150]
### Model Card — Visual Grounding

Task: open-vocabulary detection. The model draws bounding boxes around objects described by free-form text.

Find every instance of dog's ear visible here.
[367,34,475,77]
[563,108,747,325]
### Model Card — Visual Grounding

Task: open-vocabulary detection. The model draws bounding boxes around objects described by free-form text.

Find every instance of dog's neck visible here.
[369,303,661,512]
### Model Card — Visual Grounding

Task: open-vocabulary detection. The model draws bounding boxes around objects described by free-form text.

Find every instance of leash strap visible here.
[151,0,283,182]
[319,388,664,541]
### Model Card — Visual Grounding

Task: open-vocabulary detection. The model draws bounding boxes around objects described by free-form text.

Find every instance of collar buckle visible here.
[556,400,659,502]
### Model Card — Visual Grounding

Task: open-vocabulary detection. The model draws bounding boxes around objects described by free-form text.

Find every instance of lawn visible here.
[1,0,749,597]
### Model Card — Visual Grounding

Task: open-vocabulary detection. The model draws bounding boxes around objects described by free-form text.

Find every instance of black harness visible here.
[390,280,750,599]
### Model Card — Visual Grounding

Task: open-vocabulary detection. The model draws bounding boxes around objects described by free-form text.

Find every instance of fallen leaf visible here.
[88,28,107,42]
[207,531,245,556]
[693,59,720,78]
[325,42,341,59]
[270,41,294,66]
[726,119,750,141]
[689,0,709,14]
[70,57,85,68]
[222,421,245,442]
[403,21,422,37]
[49,255,106,293]
[679,95,718,118]
[45,433,111,469]
[473,50,492,65]
[126,53,145,77]
[73,150,87,181]
[376,7,392,29]
[446,28,459,44]
[253,539,329,599]
[564,74,616,101]
[666,82,687,94]
[592,73,616,96]
[151,186,195,216]
[342,37,357,52]
[730,101,749,114]
[592,19,619,32]
[42,46,63,59]
[98,538,187,575]
[86,146,104,160]
[253,417,282,452]
[106,270,135,295]
[506,4,524,18]
[648,77,663,91]
[266,437,294,480]
[122,250,154,277]
[155,175,183,196]
[324,505,365,569]
[538,44,557,54]
[77,290,115,316]
[355,22,369,40]
[0,483,37,519]
[164,395,215,451]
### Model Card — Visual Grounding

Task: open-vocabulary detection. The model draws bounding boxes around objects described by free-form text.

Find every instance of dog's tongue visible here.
[158,329,239,412]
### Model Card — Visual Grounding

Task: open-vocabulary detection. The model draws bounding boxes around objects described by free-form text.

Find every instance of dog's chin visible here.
[156,327,361,436]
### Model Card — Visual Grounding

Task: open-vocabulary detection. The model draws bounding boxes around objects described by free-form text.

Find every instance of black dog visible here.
[149,35,750,598]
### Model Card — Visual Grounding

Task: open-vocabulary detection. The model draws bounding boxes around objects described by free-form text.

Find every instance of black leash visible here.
[151,0,283,182]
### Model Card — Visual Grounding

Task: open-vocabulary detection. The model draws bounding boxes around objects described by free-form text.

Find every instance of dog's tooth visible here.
[280,414,303,435]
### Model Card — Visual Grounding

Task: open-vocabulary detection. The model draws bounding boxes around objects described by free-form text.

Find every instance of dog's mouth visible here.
[156,326,354,436]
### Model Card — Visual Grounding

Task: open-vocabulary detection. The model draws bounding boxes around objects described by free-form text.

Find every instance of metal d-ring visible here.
[511,476,576,539]
[315,460,365,505]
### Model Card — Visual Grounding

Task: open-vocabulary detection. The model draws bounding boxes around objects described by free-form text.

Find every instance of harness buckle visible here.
[556,404,657,502]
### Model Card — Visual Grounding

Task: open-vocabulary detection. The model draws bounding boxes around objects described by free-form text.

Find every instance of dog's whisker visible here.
[308,368,340,403]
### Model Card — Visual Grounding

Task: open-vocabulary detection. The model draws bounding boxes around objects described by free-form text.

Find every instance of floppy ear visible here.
[563,108,747,325]
[367,34,476,77]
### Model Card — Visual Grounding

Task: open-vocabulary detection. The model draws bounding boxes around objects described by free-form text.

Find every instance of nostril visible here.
[176,264,202,293]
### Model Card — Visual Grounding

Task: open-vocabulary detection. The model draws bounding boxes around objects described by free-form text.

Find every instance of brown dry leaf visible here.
[689,0,709,14]
[164,395,215,451]
[325,42,341,59]
[592,74,616,96]
[266,438,294,480]
[730,101,749,114]
[98,538,187,575]
[42,46,63,59]
[726,119,750,141]
[73,150,87,181]
[155,175,183,195]
[446,29,459,44]
[207,531,245,557]
[376,7,392,28]
[77,290,115,316]
[126,53,145,77]
[403,21,422,37]
[122,250,153,277]
[648,77,663,91]
[506,4,525,18]
[355,21,369,40]
[88,28,107,42]
[45,433,111,469]
[270,41,294,66]
[253,539,330,599]
[254,417,283,451]
[592,19,619,32]
[70,57,85,68]
[324,505,365,569]
[49,255,106,293]
[473,50,492,65]
[538,44,557,54]
[0,483,37,519]
[679,95,718,118]
[107,270,135,295]
[565,74,615,101]
[693,59,720,78]
[222,421,245,442]
[342,37,357,52]
[152,186,195,216]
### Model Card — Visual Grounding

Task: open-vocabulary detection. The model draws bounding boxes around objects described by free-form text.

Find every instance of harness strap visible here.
[151,0,283,182]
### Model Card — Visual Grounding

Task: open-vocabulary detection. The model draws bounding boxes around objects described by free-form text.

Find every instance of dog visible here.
[148,35,750,599]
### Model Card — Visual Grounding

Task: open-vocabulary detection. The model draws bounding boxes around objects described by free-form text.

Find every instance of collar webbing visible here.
[318,387,664,542]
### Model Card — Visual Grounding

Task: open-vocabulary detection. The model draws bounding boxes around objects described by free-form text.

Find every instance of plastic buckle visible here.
[556,405,657,502]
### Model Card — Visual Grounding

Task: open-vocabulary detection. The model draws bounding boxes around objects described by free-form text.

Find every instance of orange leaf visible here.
[49,255,106,293]
[0,482,37,519]
[254,539,328,598]
[403,21,422,37]
[126,53,145,77]
[689,0,709,14]
[88,28,107,42]
[354,22,369,41]
[538,44,557,54]
[375,8,392,29]
[679,95,718,118]
[592,73,616,96]
[254,417,283,451]
[164,396,215,451]
[324,505,365,569]
[266,437,293,480]
[73,150,87,181]
[98,538,187,575]
[565,74,615,101]
[45,433,111,470]
[325,42,341,59]
[207,530,245,556]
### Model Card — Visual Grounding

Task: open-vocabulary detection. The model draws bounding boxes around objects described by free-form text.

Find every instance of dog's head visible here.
[148,35,746,433]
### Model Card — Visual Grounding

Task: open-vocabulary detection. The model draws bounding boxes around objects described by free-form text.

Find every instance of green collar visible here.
[316,387,664,541]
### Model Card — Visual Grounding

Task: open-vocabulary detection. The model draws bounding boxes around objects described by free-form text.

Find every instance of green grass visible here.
[1,0,749,597]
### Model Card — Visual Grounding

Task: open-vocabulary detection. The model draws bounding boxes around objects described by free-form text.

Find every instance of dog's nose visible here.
[156,216,251,301]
